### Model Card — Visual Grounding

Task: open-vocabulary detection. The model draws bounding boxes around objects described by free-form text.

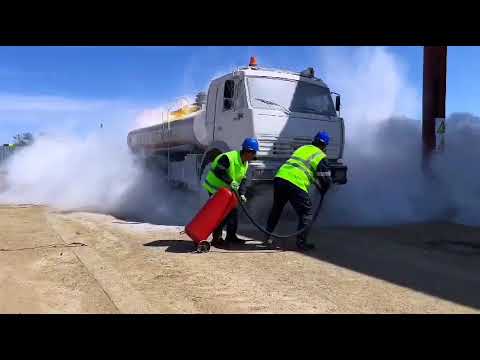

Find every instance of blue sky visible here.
[0,46,477,144]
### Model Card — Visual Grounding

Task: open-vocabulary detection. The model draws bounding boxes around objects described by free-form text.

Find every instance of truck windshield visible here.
[247,77,336,116]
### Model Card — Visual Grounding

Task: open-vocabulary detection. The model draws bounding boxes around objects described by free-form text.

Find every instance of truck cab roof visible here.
[211,66,330,89]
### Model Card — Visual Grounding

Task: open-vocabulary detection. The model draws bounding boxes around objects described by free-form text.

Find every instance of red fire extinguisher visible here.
[185,187,239,252]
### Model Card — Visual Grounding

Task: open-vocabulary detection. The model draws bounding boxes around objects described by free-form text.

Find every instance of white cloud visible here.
[0,89,205,145]
[0,93,147,143]
[0,93,129,112]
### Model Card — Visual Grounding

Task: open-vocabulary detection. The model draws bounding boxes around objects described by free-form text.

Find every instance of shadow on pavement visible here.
[144,239,281,254]
[239,221,480,310]
[144,240,195,253]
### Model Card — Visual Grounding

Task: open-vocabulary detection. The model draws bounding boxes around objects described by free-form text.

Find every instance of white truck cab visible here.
[127,57,347,191]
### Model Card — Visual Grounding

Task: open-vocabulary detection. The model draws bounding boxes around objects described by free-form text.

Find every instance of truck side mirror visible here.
[335,95,341,112]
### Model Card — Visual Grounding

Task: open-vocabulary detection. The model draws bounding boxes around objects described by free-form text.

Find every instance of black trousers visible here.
[265,177,313,242]
[208,192,238,240]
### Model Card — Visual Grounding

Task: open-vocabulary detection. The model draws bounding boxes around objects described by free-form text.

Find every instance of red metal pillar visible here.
[422,46,447,164]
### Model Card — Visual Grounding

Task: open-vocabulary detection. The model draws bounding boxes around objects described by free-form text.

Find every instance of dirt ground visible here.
[1,203,479,314]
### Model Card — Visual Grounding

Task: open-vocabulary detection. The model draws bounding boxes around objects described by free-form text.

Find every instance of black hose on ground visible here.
[233,188,326,239]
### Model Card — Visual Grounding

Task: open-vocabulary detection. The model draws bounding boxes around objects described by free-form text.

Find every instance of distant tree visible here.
[13,132,34,146]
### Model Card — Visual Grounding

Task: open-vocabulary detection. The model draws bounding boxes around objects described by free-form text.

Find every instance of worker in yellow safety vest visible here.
[264,131,332,251]
[203,137,259,247]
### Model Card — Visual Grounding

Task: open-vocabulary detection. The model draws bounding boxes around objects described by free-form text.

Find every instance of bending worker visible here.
[263,131,332,251]
[203,137,259,247]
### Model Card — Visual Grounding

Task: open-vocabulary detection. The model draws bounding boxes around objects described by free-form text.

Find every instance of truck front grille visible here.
[256,134,311,158]
[256,134,341,159]
[252,168,276,181]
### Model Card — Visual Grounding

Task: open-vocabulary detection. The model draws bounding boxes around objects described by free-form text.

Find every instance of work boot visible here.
[225,234,246,245]
[211,236,225,247]
[296,239,315,251]
[262,236,274,249]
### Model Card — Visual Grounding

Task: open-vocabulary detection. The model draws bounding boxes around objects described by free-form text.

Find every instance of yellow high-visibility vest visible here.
[203,150,249,194]
[275,144,326,193]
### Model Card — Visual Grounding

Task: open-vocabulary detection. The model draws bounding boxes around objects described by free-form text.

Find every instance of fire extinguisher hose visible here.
[233,189,326,239]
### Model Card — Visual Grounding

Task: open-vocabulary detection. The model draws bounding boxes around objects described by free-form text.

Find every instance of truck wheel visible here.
[198,162,211,190]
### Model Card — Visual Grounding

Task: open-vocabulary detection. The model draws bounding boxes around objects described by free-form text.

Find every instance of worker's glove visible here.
[230,181,240,192]
[240,195,247,203]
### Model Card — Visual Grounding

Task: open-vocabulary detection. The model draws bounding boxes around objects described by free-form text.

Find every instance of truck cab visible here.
[127,57,347,190]
[201,59,347,185]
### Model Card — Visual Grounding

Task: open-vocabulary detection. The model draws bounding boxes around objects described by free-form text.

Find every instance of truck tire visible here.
[198,161,211,193]
[198,148,221,188]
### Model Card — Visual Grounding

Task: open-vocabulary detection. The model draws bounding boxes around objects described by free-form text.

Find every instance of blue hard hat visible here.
[242,137,259,152]
[314,131,330,146]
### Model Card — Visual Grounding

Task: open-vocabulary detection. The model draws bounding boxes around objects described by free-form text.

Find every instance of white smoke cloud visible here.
[0,132,141,212]
[0,93,203,222]
[429,120,480,225]
[132,97,196,130]
[0,93,146,211]
[0,46,478,230]
[316,47,421,160]
[317,47,421,126]
[133,106,167,129]
[313,47,480,227]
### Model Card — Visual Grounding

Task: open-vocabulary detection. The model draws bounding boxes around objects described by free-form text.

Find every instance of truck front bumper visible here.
[249,160,348,185]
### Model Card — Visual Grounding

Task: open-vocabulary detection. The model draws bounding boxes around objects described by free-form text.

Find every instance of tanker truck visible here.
[127,57,348,194]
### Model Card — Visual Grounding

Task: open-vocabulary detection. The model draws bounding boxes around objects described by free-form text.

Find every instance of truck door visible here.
[214,76,249,150]
[205,80,219,144]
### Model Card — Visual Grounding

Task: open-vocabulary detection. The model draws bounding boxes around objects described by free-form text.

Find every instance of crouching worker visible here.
[263,131,332,251]
[203,137,259,247]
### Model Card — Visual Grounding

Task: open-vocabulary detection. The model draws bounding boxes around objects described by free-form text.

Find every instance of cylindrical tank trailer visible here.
[127,92,209,153]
